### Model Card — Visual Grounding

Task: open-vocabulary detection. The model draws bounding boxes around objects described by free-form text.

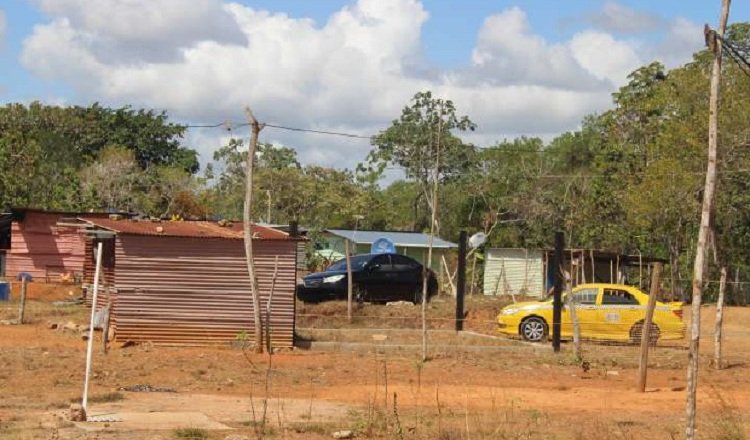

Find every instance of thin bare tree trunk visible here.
[422,110,443,362]
[686,3,730,438]
[638,263,662,393]
[244,106,266,354]
[714,267,727,370]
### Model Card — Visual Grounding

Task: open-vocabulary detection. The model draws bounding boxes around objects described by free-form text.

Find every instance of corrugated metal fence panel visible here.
[483,249,544,297]
[112,236,297,347]
[6,216,86,281]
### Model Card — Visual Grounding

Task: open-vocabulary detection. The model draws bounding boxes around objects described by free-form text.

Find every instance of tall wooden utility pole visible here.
[244,106,266,354]
[685,1,731,438]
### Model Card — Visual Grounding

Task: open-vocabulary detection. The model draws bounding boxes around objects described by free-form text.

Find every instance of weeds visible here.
[70,392,124,404]
[173,427,208,439]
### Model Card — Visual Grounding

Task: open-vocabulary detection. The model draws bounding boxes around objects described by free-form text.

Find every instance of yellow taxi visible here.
[496,283,685,343]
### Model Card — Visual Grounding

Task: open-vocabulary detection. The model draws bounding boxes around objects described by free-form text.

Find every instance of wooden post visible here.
[565,278,581,360]
[616,255,621,283]
[17,278,28,324]
[714,267,727,370]
[265,256,279,353]
[243,106,266,354]
[345,240,353,323]
[456,231,467,331]
[82,241,103,415]
[442,255,456,297]
[552,232,564,353]
[469,252,478,296]
[580,251,586,284]
[638,262,662,392]
[638,250,643,289]
[101,301,111,354]
[687,3,731,438]
[569,250,575,286]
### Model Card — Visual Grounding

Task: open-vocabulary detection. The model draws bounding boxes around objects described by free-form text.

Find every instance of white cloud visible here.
[19,1,701,171]
[586,1,664,34]
[32,0,244,63]
[569,31,641,86]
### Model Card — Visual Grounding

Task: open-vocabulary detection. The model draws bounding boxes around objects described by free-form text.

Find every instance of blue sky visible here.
[0,1,748,168]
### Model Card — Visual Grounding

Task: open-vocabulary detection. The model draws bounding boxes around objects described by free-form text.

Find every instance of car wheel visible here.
[520,317,548,342]
[629,321,660,345]
[412,287,424,305]
[354,286,367,304]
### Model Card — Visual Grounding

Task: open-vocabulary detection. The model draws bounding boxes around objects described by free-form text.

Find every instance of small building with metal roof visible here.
[318,229,457,269]
[483,247,669,298]
[2,209,119,282]
[77,217,302,348]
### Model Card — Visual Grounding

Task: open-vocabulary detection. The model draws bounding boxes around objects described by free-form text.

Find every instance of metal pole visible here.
[82,241,103,414]
[456,231,467,331]
[552,232,564,352]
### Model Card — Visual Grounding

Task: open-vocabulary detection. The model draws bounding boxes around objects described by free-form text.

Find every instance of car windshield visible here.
[327,255,371,272]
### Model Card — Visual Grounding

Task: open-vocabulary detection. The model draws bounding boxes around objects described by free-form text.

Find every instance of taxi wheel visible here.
[520,317,548,342]
[629,321,660,345]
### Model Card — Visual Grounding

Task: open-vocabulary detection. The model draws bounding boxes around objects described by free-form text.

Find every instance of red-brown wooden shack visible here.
[2,209,106,281]
[79,217,301,348]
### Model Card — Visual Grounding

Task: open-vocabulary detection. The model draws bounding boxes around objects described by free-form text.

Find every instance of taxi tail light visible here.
[673,309,683,320]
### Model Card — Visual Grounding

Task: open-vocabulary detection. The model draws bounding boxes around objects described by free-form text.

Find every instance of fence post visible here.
[714,267,727,369]
[345,240,353,323]
[565,279,581,360]
[17,278,28,324]
[638,262,662,392]
[552,232,564,352]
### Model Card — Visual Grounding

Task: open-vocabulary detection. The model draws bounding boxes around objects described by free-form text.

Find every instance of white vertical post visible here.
[82,241,104,413]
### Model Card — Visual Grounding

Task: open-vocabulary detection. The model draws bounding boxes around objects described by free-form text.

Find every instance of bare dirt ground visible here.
[0,283,749,439]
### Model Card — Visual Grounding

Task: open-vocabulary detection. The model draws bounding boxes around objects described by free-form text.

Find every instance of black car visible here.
[297,253,438,304]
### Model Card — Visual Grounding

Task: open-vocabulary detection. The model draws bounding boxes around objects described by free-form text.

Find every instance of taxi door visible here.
[596,288,642,340]
[562,286,600,338]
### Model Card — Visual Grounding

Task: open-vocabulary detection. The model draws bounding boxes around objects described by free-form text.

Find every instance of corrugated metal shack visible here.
[2,209,103,281]
[483,248,668,298]
[80,217,301,347]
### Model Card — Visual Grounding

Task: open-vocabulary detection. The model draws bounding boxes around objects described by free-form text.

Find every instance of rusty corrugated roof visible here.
[81,217,293,240]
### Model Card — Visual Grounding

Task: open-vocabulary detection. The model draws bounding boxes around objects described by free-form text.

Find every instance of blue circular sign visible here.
[371,237,396,254]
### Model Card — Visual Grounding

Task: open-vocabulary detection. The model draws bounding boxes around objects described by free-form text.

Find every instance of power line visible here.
[717,34,750,81]
[185,120,372,139]
[183,118,750,162]
[263,123,373,139]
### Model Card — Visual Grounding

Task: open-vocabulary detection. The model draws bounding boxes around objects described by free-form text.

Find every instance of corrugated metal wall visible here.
[111,235,297,347]
[5,213,86,281]
[82,237,116,310]
[483,249,545,297]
